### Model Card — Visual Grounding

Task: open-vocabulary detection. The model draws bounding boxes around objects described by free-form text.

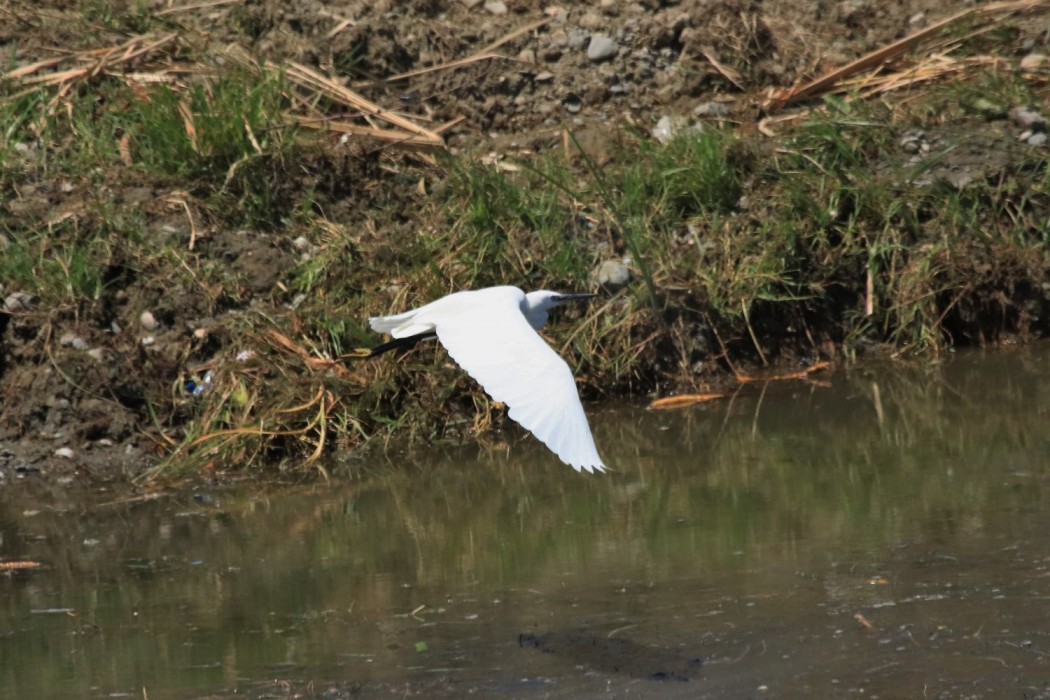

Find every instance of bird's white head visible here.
[522,290,597,330]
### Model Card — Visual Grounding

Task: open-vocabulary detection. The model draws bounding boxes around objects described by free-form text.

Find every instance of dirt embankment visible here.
[1,0,1048,482]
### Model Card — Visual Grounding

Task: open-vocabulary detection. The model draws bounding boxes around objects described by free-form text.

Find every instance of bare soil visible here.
[1,0,1047,483]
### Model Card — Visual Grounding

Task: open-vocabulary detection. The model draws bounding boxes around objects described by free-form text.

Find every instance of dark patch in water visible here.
[519,631,703,681]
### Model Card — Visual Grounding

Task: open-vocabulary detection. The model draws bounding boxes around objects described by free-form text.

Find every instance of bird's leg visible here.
[347,332,436,360]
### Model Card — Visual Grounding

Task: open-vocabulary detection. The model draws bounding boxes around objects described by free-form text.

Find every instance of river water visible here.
[2,346,1050,699]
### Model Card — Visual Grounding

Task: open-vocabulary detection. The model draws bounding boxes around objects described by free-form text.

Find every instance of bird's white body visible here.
[370,286,605,473]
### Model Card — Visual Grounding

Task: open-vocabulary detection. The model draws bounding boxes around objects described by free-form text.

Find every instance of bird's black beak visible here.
[555,293,598,304]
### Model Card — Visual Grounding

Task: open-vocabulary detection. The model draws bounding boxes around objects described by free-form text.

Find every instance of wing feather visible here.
[428,291,604,473]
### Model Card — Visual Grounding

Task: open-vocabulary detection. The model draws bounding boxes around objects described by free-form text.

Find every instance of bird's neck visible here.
[521,301,550,330]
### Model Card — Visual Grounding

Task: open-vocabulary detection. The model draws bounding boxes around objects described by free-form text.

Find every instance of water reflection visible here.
[1,346,1049,698]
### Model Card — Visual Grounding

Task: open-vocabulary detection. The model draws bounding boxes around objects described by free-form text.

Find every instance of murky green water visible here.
[3,347,1050,699]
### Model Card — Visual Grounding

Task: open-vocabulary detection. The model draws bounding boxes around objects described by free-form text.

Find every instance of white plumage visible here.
[369,286,605,473]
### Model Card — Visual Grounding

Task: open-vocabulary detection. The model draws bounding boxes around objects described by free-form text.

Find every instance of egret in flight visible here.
[367,286,605,473]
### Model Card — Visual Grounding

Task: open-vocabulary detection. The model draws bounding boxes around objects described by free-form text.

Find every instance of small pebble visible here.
[587,35,619,62]
[484,0,507,14]
[693,101,732,118]
[4,292,32,312]
[458,0,483,7]
[899,129,929,154]
[54,447,75,459]
[1028,132,1047,147]
[59,332,79,347]
[1009,106,1046,131]
[567,29,588,51]
[1020,53,1046,72]
[564,94,582,114]
[652,115,694,144]
[596,259,631,290]
[140,310,158,331]
[535,71,554,82]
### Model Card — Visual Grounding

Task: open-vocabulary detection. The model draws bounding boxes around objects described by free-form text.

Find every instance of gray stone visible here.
[139,310,158,331]
[567,29,589,51]
[652,115,688,144]
[1028,131,1047,147]
[1010,106,1046,131]
[5,292,33,312]
[899,129,928,155]
[596,259,631,290]
[587,35,619,62]
[484,0,507,14]
[1020,53,1046,72]
[693,101,731,118]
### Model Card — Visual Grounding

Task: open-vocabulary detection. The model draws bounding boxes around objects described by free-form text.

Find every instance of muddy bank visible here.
[1,0,1049,481]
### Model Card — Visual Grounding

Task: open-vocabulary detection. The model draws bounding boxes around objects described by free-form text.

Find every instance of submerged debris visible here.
[520,631,703,681]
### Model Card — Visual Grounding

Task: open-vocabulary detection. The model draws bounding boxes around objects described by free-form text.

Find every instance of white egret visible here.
[367,286,605,473]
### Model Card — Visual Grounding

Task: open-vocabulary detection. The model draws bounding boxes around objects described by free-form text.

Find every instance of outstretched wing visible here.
[431,292,605,473]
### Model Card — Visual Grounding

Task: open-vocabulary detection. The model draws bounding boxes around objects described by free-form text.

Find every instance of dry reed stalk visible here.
[767,0,1043,110]
[734,361,831,383]
[650,393,727,409]
[283,62,444,148]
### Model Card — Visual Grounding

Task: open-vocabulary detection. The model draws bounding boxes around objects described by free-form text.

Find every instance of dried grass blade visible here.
[768,0,1041,110]
[735,361,831,383]
[650,393,727,409]
[284,62,443,146]
[3,57,66,80]
[295,117,442,147]
[154,0,240,17]
[768,8,977,109]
